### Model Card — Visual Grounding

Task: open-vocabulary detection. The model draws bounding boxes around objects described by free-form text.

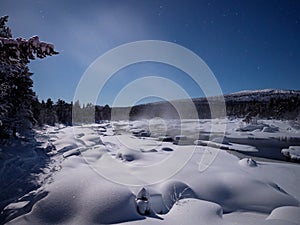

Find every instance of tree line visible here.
[128,96,300,121]
[31,98,111,127]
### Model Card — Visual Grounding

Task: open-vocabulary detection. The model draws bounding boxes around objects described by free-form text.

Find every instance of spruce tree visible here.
[0,16,58,138]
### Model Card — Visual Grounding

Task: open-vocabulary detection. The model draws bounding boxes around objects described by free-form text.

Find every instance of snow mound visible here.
[7,163,143,225]
[239,158,258,167]
[157,180,196,212]
[281,146,300,160]
[262,126,279,133]
[164,198,223,225]
[81,145,110,163]
[116,148,142,162]
[266,206,300,224]
[62,148,81,158]
[190,172,299,213]
[80,183,141,224]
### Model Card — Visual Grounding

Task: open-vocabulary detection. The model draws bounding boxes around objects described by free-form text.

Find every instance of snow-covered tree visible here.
[0,15,58,138]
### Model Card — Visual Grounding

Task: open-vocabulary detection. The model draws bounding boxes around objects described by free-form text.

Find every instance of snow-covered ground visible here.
[1,119,300,225]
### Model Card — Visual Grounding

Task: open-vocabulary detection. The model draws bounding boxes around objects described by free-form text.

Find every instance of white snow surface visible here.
[2,119,300,225]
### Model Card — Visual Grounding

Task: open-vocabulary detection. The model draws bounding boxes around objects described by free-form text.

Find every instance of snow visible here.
[282,146,300,160]
[236,122,278,132]
[161,198,224,225]
[116,147,143,162]
[1,119,300,225]
[238,157,258,167]
[266,206,300,224]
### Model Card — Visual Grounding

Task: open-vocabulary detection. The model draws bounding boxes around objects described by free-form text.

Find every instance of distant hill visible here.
[223,89,300,120]
[110,89,300,121]
[223,89,300,102]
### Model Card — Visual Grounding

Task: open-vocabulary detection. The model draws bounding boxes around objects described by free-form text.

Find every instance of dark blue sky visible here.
[1,0,299,106]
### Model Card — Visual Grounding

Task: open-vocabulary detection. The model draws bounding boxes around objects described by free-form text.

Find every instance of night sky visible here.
[0,0,299,106]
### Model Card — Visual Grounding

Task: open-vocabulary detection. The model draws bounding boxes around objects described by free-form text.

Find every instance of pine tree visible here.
[55,99,72,125]
[0,15,58,138]
[44,98,57,126]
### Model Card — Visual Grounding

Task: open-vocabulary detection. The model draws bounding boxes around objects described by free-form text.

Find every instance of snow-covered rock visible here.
[174,135,187,141]
[262,126,279,133]
[158,136,173,142]
[136,188,150,215]
[281,146,300,160]
[239,158,258,167]
[116,148,142,162]
[237,123,279,133]
[237,123,266,132]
